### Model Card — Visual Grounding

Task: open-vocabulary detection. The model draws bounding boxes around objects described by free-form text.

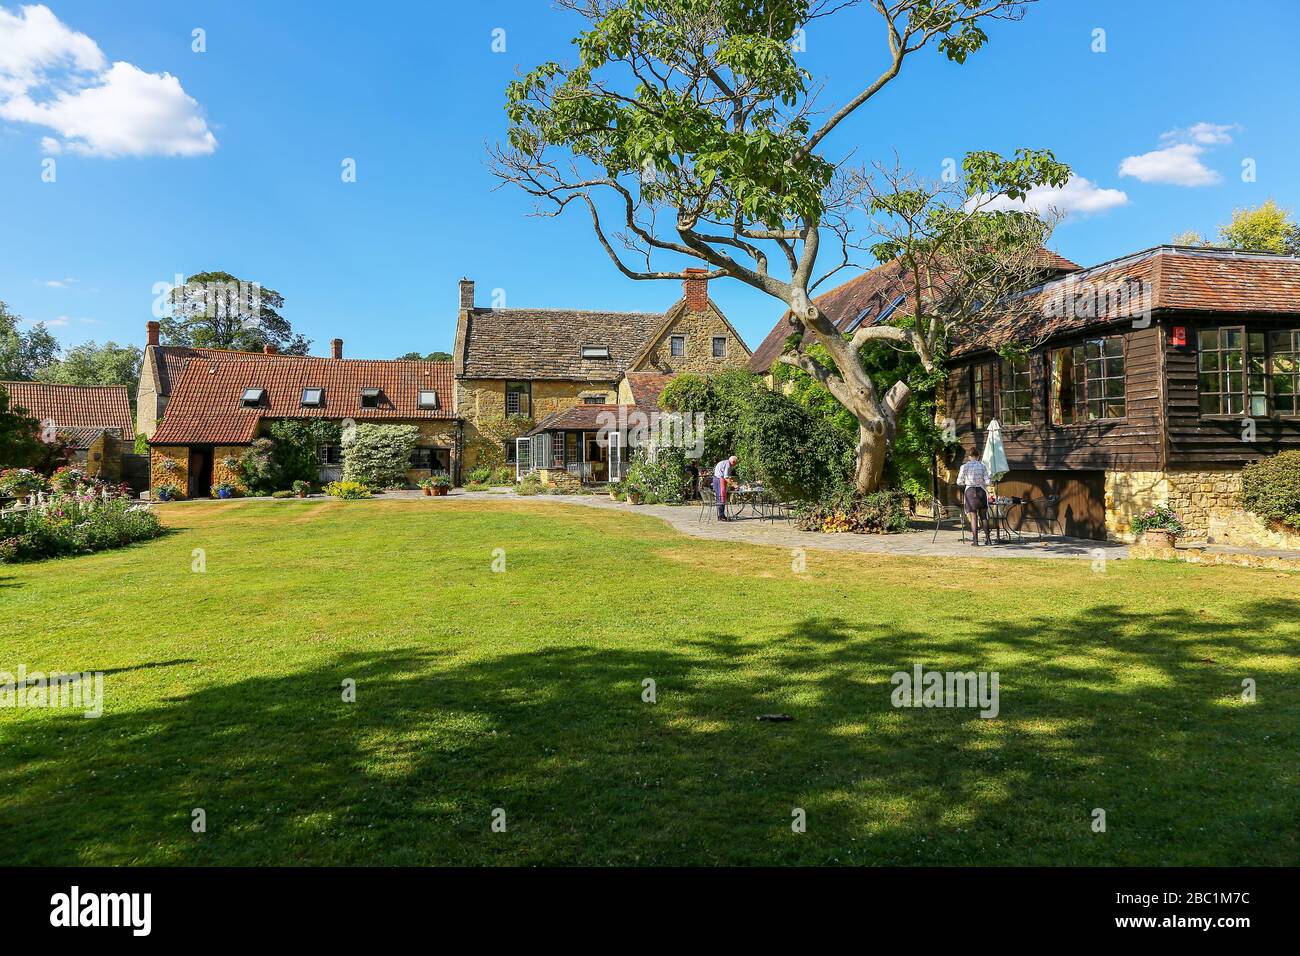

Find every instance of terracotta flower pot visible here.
[1143,529,1176,549]
[423,487,432,496]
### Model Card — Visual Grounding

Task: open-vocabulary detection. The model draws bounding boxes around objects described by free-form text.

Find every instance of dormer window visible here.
[418,389,439,409]
[581,345,610,360]
[360,388,381,409]
[301,388,324,407]
[241,388,265,407]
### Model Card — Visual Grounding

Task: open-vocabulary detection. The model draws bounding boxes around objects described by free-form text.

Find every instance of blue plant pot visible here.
[217,489,233,499]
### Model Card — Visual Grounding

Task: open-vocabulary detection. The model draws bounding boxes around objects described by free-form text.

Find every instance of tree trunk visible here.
[854,422,888,493]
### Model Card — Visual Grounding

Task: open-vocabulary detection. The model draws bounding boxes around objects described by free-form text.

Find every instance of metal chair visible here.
[698,479,718,524]
[931,497,968,542]
[1021,495,1061,540]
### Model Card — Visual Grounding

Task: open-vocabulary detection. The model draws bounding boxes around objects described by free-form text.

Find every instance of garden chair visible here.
[930,497,968,543]
[698,480,717,524]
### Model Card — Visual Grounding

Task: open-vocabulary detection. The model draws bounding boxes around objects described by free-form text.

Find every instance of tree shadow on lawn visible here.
[1,599,1295,866]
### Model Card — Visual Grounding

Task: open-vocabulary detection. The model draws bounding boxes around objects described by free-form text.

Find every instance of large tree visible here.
[36,340,143,409]
[492,0,1068,491]
[1,300,60,381]
[1175,200,1300,254]
[161,271,310,354]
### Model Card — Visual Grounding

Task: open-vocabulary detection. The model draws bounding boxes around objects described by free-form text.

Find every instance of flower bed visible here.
[0,493,163,563]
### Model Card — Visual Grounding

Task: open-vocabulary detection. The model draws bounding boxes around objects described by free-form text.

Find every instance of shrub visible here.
[1131,504,1186,538]
[625,448,690,504]
[266,419,340,488]
[516,474,542,496]
[49,466,88,494]
[0,496,164,563]
[291,480,312,495]
[271,490,295,499]
[795,489,911,534]
[1240,451,1300,531]
[324,480,371,500]
[467,465,493,485]
[236,438,276,494]
[0,468,47,497]
[464,481,489,492]
[491,466,516,485]
[342,424,418,488]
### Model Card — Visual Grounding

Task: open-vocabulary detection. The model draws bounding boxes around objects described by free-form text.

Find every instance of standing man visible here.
[956,447,992,546]
[713,455,738,521]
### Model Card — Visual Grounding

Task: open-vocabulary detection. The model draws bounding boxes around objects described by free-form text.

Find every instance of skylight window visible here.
[418,389,439,409]
[301,388,324,407]
[360,388,381,408]
[581,345,611,359]
[241,388,265,407]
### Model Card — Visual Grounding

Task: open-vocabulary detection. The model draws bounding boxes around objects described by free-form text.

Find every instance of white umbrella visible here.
[982,419,1009,483]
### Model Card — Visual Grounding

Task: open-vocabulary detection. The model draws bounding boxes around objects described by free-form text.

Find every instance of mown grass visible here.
[1,498,1296,865]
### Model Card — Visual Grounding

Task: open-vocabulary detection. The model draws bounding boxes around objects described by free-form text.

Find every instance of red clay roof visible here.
[623,371,676,410]
[151,356,455,445]
[747,248,1081,373]
[531,403,626,432]
[951,245,1300,358]
[1,381,133,438]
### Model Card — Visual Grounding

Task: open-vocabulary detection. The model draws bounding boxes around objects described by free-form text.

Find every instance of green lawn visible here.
[1,498,1296,865]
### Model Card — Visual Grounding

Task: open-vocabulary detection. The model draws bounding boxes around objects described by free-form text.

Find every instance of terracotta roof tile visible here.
[950,246,1300,358]
[1,381,133,438]
[623,371,676,410]
[151,356,455,445]
[748,248,1080,373]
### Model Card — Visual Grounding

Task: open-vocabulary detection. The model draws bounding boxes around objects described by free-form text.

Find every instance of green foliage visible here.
[324,481,371,500]
[160,271,310,354]
[794,488,911,534]
[515,473,542,496]
[0,467,47,496]
[236,438,276,495]
[342,424,419,488]
[1240,451,1300,531]
[1130,504,1187,538]
[0,496,163,563]
[398,351,452,361]
[1,300,60,382]
[133,432,149,456]
[0,385,48,470]
[152,483,179,501]
[266,419,339,489]
[271,490,296,499]
[466,465,493,485]
[625,448,690,504]
[1216,200,1300,255]
[661,368,851,502]
[291,480,312,495]
[35,341,143,409]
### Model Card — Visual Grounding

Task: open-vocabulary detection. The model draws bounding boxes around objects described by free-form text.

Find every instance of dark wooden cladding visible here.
[1164,313,1300,468]
[945,325,1164,472]
[943,313,1300,478]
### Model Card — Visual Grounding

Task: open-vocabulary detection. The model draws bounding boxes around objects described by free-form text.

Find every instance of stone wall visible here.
[457,378,615,470]
[635,306,747,375]
[136,347,163,439]
[150,445,189,497]
[1103,466,1300,549]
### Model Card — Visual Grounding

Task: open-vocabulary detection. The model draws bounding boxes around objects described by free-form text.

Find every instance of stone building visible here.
[452,270,751,477]
[145,341,458,498]
[1,380,134,481]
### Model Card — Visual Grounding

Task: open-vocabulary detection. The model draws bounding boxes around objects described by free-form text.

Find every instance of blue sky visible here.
[3,0,1299,358]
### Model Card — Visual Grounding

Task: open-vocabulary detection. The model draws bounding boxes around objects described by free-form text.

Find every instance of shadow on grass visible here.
[1,599,1295,866]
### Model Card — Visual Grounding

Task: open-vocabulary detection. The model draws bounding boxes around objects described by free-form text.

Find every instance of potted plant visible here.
[625,482,644,505]
[154,483,179,502]
[1131,505,1186,548]
[292,480,311,499]
[609,479,625,501]
[418,477,435,496]
[431,474,453,496]
[211,481,236,500]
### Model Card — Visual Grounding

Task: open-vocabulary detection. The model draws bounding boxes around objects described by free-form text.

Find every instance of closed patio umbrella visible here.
[981,419,1009,483]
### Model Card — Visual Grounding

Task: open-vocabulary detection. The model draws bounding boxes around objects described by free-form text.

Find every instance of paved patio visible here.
[453,489,1130,560]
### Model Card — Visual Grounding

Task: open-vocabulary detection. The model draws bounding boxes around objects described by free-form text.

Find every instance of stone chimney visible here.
[263,343,278,355]
[683,268,709,311]
[331,338,344,360]
[146,320,160,347]
[458,278,475,311]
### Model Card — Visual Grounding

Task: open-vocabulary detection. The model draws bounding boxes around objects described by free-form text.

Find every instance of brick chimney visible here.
[683,268,709,311]
[146,320,160,347]
[263,342,278,355]
[458,278,475,311]
[331,338,344,360]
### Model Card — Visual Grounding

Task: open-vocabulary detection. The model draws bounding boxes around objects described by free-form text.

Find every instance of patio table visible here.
[988,496,1023,543]
[727,485,773,520]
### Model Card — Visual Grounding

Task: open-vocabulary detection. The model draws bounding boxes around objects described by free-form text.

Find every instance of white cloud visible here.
[971,175,1129,218]
[0,4,215,158]
[45,315,69,326]
[1162,122,1236,146]
[1119,142,1220,187]
[39,276,76,287]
